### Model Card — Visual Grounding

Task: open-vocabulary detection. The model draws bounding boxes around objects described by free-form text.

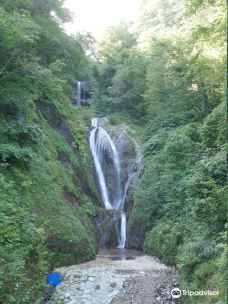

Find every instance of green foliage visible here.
[0,173,47,303]
[132,102,226,302]
[0,1,98,303]
[91,23,146,120]
[92,1,226,303]
[0,0,226,303]
[0,144,32,163]
[144,221,182,264]
[1,122,45,146]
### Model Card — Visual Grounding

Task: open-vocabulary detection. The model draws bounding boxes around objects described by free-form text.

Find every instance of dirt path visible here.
[50,249,180,304]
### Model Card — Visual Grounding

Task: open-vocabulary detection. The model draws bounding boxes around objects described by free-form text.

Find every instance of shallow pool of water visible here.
[98,248,143,261]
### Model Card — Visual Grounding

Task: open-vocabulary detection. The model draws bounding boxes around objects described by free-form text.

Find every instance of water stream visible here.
[77,81,81,106]
[89,118,126,248]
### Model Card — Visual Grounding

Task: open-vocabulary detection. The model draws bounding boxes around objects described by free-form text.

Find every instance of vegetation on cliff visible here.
[0,1,98,302]
[0,0,226,303]
[92,0,227,303]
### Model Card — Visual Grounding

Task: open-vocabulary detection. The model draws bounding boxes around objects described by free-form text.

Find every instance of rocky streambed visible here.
[50,249,181,304]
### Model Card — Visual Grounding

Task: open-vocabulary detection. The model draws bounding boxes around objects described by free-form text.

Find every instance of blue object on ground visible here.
[47,273,61,286]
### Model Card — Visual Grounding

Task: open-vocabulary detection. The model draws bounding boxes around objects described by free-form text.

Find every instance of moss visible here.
[0,102,99,302]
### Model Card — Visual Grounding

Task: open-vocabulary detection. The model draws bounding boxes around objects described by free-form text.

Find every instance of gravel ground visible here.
[111,271,181,304]
[50,249,181,304]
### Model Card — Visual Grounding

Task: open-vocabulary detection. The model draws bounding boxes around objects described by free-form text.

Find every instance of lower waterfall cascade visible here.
[89,118,133,248]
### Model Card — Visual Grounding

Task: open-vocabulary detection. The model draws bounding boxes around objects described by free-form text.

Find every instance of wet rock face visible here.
[36,101,75,146]
[96,122,138,183]
[113,131,138,187]
[110,130,145,250]
[125,224,145,250]
[112,130,141,217]
[112,131,143,249]
[102,144,120,207]
[94,210,122,248]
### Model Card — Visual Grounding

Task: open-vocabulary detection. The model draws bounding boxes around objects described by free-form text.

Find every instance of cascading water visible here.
[118,213,126,248]
[90,118,126,248]
[119,155,142,211]
[77,81,81,106]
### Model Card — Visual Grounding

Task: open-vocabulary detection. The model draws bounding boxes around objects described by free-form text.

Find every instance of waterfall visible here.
[117,213,126,248]
[119,155,141,211]
[77,82,81,106]
[89,118,126,248]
